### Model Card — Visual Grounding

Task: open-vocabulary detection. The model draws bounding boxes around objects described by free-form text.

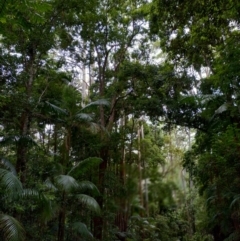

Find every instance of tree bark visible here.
[58,192,66,241]
[16,111,30,184]
[138,121,143,209]
[16,49,35,184]
[114,114,128,241]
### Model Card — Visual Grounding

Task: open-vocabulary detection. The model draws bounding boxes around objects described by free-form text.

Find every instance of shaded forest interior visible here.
[1,0,240,240]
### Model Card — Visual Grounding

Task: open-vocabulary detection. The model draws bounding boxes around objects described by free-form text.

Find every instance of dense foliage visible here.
[151,0,240,240]
[1,0,240,241]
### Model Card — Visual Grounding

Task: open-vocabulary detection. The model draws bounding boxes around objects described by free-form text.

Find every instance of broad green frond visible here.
[72,222,93,239]
[20,189,40,198]
[78,181,99,195]
[75,113,93,122]
[0,169,22,193]
[81,99,109,110]
[38,195,59,223]
[45,101,68,115]
[68,157,102,175]
[214,102,228,114]
[0,158,16,175]
[0,214,25,241]
[89,122,101,133]
[44,178,57,191]
[230,195,240,209]
[77,194,100,214]
[54,175,79,192]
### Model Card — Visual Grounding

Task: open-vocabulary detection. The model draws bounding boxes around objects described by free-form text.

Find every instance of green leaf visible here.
[45,101,68,115]
[44,178,57,191]
[72,222,93,239]
[0,169,22,193]
[215,102,228,114]
[68,157,102,175]
[38,195,58,223]
[81,99,109,110]
[20,189,40,198]
[230,195,240,209]
[75,113,93,122]
[0,17,6,23]
[54,175,79,192]
[0,214,25,241]
[78,181,99,195]
[77,194,100,214]
[0,157,16,175]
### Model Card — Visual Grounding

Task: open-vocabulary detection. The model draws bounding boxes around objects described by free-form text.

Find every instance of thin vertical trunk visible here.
[188,128,193,189]
[16,55,35,184]
[115,114,127,241]
[81,43,88,107]
[186,128,196,235]
[120,115,126,185]
[53,124,58,163]
[138,121,143,209]
[94,146,108,240]
[57,129,71,241]
[58,192,66,241]
[16,111,30,184]
[141,123,149,216]
[63,128,71,168]
[93,48,116,239]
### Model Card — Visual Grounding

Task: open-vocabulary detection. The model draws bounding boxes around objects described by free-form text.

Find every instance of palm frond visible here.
[68,157,102,176]
[38,195,59,223]
[81,99,109,110]
[77,194,100,214]
[44,178,57,191]
[180,94,217,105]
[45,101,68,115]
[75,113,93,122]
[0,214,25,241]
[0,157,16,175]
[54,175,79,192]
[20,189,40,198]
[215,102,228,114]
[88,122,101,133]
[72,222,93,239]
[0,169,22,193]
[78,181,99,195]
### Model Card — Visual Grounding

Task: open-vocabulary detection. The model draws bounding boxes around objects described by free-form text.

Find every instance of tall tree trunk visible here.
[93,146,108,240]
[141,122,149,216]
[16,55,35,184]
[138,121,143,209]
[16,111,30,184]
[58,192,66,241]
[115,114,127,241]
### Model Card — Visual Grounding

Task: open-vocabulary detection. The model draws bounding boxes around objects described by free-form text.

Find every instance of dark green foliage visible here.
[4,0,240,240]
